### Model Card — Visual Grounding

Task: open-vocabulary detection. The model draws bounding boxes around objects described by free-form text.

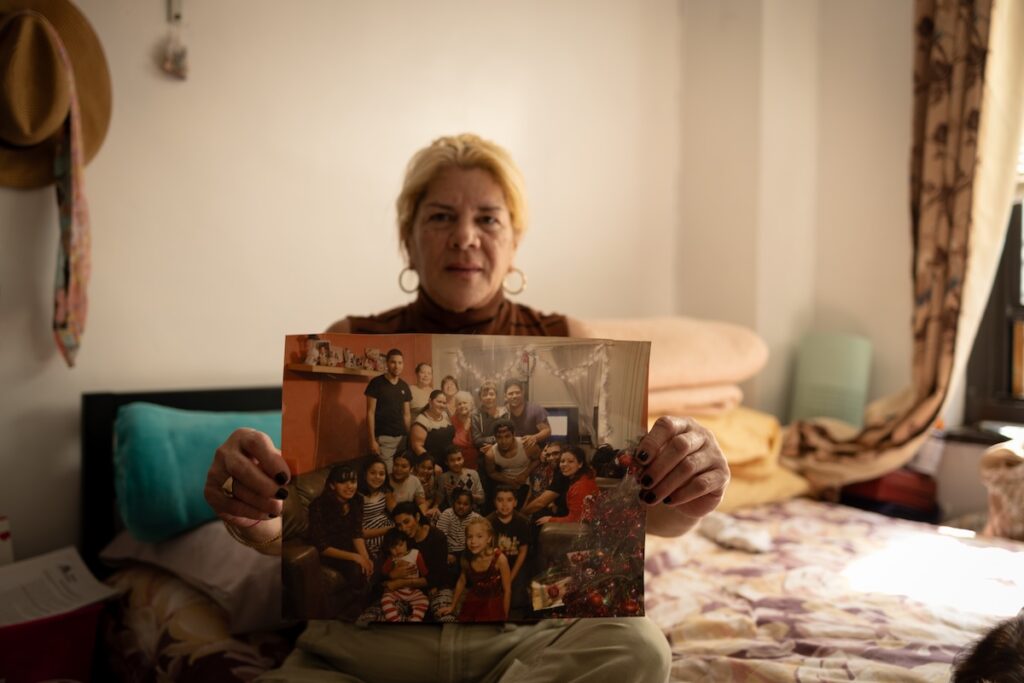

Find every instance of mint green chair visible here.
[789,332,873,428]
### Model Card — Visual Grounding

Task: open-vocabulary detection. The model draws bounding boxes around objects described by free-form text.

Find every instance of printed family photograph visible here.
[280,332,650,623]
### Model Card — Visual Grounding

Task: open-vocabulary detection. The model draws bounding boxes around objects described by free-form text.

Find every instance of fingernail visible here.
[275,472,288,485]
[641,475,653,488]
[664,495,672,504]
[641,490,656,504]
[636,450,649,464]
[275,487,289,500]
[268,512,278,519]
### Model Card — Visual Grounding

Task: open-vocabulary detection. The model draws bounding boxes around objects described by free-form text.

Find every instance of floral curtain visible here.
[783,0,1024,488]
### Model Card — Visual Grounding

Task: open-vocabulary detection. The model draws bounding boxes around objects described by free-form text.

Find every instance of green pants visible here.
[258,617,671,683]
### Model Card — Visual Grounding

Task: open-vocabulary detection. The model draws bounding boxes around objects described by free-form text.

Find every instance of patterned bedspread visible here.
[645,498,1024,682]
[101,498,1024,682]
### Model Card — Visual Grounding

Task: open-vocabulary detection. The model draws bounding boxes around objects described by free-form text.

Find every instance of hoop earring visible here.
[503,267,527,296]
[399,267,420,294]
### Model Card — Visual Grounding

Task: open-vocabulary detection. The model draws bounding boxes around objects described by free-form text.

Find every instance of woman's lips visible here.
[445,265,484,277]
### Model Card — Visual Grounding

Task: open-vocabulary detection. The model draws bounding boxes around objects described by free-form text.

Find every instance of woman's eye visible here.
[428,212,455,223]
[477,215,500,229]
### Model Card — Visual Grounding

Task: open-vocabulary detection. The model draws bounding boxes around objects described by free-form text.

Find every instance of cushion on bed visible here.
[648,383,744,416]
[114,402,281,542]
[685,406,811,511]
[584,316,768,390]
[101,519,291,635]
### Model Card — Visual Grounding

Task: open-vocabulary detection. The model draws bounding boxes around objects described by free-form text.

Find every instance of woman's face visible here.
[331,480,357,501]
[408,166,517,314]
[559,452,582,479]
[393,512,420,538]
[455,397,472,417]
[366,462,387,491]
[442,378,458,396]
[417,364,433,387]
[429,394,447,415]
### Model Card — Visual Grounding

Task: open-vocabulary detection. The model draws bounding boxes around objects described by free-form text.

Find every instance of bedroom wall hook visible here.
[167,0,183,24]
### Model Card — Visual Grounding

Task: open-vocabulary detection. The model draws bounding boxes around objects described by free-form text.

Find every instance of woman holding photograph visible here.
[206,133,729,683]
[409,389,455,461]
[388,501,456,617]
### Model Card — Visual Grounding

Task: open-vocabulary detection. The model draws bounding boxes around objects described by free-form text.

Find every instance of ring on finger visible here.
[222,476,235,498]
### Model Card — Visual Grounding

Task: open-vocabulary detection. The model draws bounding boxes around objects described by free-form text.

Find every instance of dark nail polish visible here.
[641,475,653,488]
[275,487,289,500]
[664,495,672,504]
[636,450,649,464]
[275,472,288,485]
[641,490,656,504]
[268,512,278,519]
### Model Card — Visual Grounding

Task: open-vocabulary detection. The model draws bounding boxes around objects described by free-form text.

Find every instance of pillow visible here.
[100,520,291,634]
[584,316,769,389]
[114,402,281,542]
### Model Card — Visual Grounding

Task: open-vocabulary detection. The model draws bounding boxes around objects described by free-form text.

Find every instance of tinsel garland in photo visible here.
[452,343,611,441]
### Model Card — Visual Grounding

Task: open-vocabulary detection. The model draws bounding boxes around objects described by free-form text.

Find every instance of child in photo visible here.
[486,485,531,619]
[358,456,395,561]
[378,528,430,622]
[416,453,442,522]
[436,489,482,567]
[437,517,510,622]
[389,451,427,513]
[437,445,484,511]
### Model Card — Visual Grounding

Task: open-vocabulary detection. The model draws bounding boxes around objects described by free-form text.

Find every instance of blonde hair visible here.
[465,517,495,548]
[396,134,528,260]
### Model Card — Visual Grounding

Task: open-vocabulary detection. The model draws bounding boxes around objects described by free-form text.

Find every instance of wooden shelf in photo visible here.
[284,363,380,378]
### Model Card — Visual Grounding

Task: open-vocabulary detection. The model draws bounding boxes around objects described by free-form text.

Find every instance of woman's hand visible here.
[357,554,374,577]
[204,428,290,527]
[535,516,551,525]
[635,416,730,537]
[390,559,414,579]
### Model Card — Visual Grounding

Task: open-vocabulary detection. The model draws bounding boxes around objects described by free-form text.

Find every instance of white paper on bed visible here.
[0,546,116,626]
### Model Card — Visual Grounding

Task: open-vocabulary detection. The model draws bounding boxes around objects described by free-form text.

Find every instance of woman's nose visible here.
[449,215,481,249]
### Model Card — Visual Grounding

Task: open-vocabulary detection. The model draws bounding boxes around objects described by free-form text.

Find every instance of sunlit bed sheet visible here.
[645,497,1024,682]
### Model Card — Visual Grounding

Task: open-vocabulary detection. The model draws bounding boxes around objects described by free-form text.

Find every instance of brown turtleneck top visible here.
[347,290,569,337]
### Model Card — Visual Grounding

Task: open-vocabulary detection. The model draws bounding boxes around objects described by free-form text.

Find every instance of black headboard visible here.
[80,386,281,576]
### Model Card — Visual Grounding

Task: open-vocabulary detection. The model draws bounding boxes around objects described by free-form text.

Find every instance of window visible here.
[965,146,1024,425]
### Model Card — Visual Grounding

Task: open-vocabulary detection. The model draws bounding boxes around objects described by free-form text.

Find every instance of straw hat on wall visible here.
[0,0,111,188]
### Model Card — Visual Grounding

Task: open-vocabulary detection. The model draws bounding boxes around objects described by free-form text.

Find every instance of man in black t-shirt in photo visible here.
[364,348,412,472]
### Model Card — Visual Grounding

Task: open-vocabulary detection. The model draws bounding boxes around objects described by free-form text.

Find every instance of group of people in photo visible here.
[303,347,608,622]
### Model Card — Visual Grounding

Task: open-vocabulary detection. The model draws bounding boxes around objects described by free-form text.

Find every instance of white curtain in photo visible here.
[541,343,609,443]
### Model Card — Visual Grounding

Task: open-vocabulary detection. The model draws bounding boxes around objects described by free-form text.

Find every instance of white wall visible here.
[1,0,920,560]
[678,0,913,418]
[0,0,682,560]
[814,0,914,409]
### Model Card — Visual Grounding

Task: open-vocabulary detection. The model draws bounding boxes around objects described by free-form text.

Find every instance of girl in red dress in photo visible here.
[439,517,510,622]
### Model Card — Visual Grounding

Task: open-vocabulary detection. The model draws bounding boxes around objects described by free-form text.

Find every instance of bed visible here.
[82,386,1024,682]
